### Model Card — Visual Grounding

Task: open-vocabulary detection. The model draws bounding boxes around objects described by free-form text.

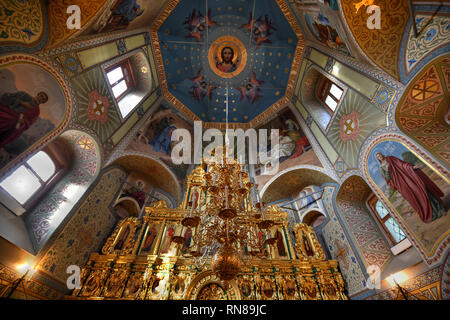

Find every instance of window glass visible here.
[26,151,55,182]
[112,80,128,98]
[107,67,124,85]
[325,95,337,111]
[385,217,406,243]
[118,93,142,118]
[330,84,343,99]
[0,166,41,204]
[375,200,389,219]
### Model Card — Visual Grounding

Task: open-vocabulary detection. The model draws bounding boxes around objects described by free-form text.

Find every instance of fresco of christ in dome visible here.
[215,47,240,73]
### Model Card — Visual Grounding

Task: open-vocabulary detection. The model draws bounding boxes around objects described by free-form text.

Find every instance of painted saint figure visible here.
[102,0,144,32]
[311,14,346,50]
[0,91,48,148]
[149,116,176,155]
[180,228,192,255]
[114,225,130,250]
[160,226,175,254]
[122,180,146,207]
[276,230,287,257]
[375,152,445,223]
[141,225,157,253]
[215,47,239,73]
[303,235,314,256]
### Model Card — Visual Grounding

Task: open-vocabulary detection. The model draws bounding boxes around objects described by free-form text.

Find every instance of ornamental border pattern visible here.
[0,0,50,54]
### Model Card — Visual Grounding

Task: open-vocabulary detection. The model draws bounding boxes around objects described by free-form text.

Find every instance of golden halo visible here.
[208,35,247,78]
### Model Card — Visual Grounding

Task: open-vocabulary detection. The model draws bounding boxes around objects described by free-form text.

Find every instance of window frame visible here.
[105,59,135,102]
[0,145,69,214]
[316,77,344,114]
[367,194,406,245]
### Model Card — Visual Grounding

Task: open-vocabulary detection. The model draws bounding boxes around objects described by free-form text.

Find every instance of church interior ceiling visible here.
[152,0,303,126]
[0,0,448,302]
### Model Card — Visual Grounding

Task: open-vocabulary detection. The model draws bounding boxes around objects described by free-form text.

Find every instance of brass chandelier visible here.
[174,146,278,283]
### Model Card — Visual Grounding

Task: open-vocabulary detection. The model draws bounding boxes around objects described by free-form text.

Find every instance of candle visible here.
[225,185,228,208]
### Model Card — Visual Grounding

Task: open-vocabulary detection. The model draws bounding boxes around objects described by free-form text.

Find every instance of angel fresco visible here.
[237,72,263,104]
[189,70,216,101]
[240,14,276,47]
[0,91,48,148]
[184,9,218,42]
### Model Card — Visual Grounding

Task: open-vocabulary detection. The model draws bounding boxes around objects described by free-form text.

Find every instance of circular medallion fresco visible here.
[208,35,247,78]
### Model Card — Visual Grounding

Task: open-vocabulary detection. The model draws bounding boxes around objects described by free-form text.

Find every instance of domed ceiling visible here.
[151,0,304,127]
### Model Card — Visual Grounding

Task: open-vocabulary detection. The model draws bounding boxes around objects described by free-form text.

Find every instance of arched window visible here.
[106,59,135,101]
[103,50,152,119]
[317,76,343,113]
[368,195,406,245]
[0,140,71,216]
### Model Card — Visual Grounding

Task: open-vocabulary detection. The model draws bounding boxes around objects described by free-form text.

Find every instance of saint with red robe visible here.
[0,91,48,148]
[375,152,445,223]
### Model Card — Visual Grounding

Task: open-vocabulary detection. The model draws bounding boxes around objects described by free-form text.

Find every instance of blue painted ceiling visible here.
[157,0,298,123]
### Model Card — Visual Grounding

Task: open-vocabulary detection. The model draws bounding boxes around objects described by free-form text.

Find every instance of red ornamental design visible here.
[87,90,110,124]
[339,111,360,142]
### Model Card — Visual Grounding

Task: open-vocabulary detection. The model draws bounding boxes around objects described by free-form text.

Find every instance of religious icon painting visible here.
[158,222,182,256]
[173,275,187,297]
[139,222,162,255]
[113,224,132,251]
[270,227,290,260]
[304,12,350,56]
[368,139,450,257]
[179,226,195,257]
[208,36,247,78]
[283,279,298,299]
[239,279,253,299]
[261,279,275,299]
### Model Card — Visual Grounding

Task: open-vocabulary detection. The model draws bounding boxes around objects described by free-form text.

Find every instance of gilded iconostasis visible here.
[0,0,448,301]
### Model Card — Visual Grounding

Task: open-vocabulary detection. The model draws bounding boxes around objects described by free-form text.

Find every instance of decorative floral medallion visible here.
[87,89,110,124]
[339,111,360,142]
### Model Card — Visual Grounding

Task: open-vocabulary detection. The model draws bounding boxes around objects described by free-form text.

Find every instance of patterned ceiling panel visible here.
[341,0,410,81]
[327,89,387,169]
[0,0,47,52]
[396,54,450,168]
